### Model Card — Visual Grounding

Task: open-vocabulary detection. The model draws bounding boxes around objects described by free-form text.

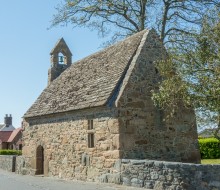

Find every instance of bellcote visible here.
[48,38,72,85]
[50,38,72,67]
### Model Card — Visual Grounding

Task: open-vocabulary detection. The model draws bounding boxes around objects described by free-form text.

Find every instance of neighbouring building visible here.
[198,128,220,138]
[0,114,22,150]
[21,29,200,180]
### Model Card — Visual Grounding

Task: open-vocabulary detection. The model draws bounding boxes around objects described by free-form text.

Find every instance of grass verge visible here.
[201,159,220,164]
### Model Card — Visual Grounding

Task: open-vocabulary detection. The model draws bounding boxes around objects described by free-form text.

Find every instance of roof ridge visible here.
[71,30,148,67]
[48,35,141,85]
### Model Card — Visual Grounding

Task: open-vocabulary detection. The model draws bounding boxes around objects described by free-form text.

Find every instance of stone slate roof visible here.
[24,30,148,118]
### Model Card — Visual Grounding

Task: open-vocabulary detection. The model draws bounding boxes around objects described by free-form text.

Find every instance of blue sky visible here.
[0,1,106,127]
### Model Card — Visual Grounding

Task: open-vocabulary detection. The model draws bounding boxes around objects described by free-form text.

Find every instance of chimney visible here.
[4,114,12,126]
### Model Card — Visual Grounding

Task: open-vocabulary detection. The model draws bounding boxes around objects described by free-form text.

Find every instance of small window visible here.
[88,133,94,148]
[88,120,93,130]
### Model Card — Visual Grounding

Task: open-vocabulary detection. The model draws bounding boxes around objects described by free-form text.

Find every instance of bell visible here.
[59,56,64,63]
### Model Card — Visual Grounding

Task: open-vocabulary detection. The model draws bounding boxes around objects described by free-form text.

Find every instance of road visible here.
[0,169,144,190]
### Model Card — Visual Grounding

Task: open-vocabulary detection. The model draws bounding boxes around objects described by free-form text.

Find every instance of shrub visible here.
[0,149,22,156]
[199,138,220,159]
[198,136,206,139]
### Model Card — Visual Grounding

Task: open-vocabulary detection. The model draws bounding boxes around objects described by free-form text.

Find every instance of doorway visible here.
[36,145,44,175]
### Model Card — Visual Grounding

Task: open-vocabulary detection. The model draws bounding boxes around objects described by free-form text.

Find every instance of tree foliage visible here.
[152,14,220,140]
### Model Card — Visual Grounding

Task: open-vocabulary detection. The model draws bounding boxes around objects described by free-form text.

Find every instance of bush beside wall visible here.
[0,149,22,156]
[199,138,220,159]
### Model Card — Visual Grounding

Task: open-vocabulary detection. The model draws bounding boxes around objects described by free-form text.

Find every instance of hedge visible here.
[0,149,22,156]
[199,138,220,159]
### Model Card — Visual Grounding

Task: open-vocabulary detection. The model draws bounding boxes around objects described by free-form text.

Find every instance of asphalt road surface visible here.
[0,169,144,190]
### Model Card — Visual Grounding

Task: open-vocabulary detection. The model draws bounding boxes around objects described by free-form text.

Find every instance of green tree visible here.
[152,16,220,140]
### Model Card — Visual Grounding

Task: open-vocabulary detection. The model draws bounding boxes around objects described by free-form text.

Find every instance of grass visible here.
[201,159,220,164]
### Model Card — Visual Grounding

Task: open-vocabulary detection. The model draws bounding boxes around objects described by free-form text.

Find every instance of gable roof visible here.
[50,38,72,56]
[0,124,15,131]
[0,124,4,130]
[7,128,22,143]
[0,131,12,142]
[24,30,150,118]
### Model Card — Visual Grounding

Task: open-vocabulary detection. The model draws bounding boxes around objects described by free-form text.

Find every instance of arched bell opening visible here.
[58,52,66,65]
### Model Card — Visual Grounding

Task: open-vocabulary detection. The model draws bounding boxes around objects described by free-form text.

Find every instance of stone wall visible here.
[115,29,200,163]
[16,157,220,190]
[99,159,220,190]
[16,156,30,175]
[22,107,121,179]
[23,100,199,182]
[0,155,16,172]
[125,160,220,190]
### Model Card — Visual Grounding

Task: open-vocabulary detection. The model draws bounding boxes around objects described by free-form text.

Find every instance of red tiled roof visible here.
[0,131,12,142]
[7,128,22,143]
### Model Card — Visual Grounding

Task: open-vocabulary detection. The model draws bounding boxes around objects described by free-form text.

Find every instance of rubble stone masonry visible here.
[22,107,120,179]
[0,155,16,172]
[20,29,202,189]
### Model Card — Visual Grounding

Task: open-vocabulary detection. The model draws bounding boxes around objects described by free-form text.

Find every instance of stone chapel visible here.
[21,29,200,180]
